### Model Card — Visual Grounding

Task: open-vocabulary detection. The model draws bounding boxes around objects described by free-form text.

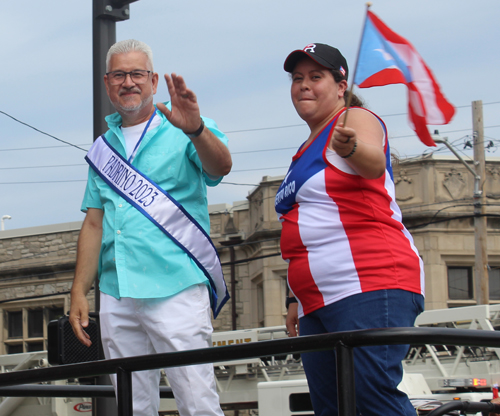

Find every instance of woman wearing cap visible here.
[276,43,425,416]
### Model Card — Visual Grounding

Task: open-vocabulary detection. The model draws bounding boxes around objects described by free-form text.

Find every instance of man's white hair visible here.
[106,39,154,71]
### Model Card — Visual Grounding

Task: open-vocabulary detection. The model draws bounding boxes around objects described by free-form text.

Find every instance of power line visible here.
[2,101,499,153]
[0,134,490,185]
[3,125,497,162]
[8,136,477,172]
[1,136,497,185]
[407,213,500,230]
[400,197,475,212]
[0,180,87,185]
[390,125,500,140]
[231,147,297,155]
[225,102,500,133]
[225,124,306,134]
[220,252,282,266]
[231,166,289,173]
[378,101,500,119]
[0,110,88,152]
[0,103,498,186]
[0,178,262,187]
[221,181,259,186]
[0,144,90,153]
[0,164,87,171]
[394,134,482,161]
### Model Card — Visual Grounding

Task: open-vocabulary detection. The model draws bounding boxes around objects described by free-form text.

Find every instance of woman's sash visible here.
[85,135,229,318]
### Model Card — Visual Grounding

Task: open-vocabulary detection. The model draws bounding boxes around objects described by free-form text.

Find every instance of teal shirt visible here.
[81,103,228,299]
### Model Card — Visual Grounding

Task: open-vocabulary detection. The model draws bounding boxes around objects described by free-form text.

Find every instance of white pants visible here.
[100,284,224,416]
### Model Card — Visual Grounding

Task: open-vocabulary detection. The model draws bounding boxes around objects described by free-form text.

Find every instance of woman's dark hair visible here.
[331,69,365,108]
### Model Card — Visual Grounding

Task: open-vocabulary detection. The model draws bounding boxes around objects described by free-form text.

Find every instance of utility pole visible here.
[472,100,488,305]
[432,99,488,305]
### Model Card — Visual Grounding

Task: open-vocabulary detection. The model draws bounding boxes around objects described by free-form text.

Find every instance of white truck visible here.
[1,304,500,415]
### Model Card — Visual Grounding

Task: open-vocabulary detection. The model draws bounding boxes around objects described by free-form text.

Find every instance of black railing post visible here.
[116,367,133,416]
[336,341,356,416]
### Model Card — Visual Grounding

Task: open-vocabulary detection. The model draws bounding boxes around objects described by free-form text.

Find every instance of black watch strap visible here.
[184,118,205,139]
[286,297,298,310]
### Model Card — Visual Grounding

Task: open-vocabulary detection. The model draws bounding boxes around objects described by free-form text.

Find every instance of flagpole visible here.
[343,2,372,126]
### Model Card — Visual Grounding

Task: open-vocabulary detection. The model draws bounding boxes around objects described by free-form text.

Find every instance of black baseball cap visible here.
[284,43,349,80]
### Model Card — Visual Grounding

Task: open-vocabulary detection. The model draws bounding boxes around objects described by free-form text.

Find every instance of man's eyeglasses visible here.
[106,70,152,85]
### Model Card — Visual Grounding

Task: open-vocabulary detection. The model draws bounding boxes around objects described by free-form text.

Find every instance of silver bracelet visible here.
[341,139,357,159]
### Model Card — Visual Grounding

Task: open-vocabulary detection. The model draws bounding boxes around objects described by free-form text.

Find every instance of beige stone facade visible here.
[2,156,500,354]
[393,156,500,310]
[0,222,86,355]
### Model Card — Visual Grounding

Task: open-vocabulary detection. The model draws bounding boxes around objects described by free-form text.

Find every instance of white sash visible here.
[85,135,229,318]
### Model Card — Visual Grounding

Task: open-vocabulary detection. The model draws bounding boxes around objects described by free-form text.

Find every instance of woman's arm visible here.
[330,108,387,179]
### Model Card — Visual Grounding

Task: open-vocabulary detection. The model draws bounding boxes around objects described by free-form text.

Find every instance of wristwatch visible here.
[184,118,205,139]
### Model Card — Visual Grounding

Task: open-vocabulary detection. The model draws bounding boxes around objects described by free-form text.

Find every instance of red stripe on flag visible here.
[407,83,436,147]
[423,64,455,123]
[357,68,406,88]
[355,9,455,147]
[367,10,411,46]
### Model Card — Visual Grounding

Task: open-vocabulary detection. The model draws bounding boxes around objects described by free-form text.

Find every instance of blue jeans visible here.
[299,289,424,416]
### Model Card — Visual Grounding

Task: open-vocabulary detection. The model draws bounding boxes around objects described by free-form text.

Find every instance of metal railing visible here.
[1,327,500,416]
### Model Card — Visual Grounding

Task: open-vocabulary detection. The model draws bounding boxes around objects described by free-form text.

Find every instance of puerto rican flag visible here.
[353,10,455,147]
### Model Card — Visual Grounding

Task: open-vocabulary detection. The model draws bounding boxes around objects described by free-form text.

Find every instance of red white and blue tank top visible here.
[275,108,424,318]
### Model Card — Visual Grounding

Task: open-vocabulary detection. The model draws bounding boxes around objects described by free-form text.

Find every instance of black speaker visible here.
[48,315,100,365]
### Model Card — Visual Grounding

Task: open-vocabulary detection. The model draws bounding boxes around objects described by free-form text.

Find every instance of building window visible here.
[8,311,23,338]
[4,306,64,354]
[7,344,24,355]
[490,267,500,300]
[28,309,44,338]
[448,267,473,300]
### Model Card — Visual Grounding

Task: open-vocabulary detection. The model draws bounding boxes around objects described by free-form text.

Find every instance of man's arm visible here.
[189,127,232,177]
[69,208,103,347]
[156,73,232,177]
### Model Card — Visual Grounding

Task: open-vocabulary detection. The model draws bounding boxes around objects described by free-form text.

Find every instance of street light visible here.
[1,215,11,231]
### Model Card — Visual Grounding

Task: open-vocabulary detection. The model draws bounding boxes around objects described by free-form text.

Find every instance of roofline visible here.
[0,221,83,240]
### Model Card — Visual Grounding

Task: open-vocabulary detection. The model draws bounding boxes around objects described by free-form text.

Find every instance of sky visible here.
[1,0,499,231]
